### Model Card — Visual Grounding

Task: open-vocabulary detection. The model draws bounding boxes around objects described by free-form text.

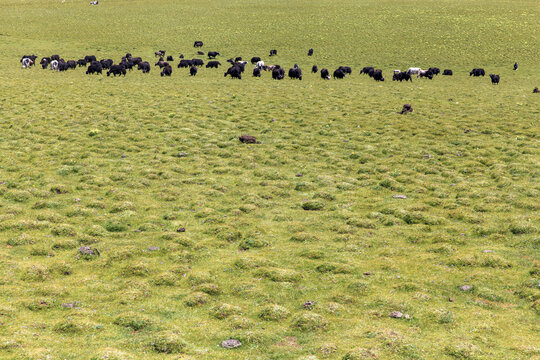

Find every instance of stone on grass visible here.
[460,285,473,291]
[148,246,160,251]
[399,104,413,114]
[392,195,407,199]
[389,311,403,318]
[221,339,242,349]
[78,246,99,256]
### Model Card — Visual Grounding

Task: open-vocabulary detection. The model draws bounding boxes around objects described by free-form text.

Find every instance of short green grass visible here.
[1,0,539,359]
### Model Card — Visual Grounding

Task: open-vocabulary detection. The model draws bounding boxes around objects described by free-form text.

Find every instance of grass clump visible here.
[291,313,328,331]
[150,331,187,354]
[113,313,153,331]
[258,304,290,321]
[184,292,211,307]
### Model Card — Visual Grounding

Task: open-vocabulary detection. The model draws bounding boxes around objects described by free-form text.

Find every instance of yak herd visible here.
[18,42,517,86]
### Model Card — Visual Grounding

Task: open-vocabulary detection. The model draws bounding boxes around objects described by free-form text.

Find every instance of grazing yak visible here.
[155,60,169,68]
[192,58,204,67]
[194,41,203,48]
[360,66,374,75]
[418,69,434,79]
[100,59,113,69]
[20,54,37,64]
[197,51,205,56]
[393,71,412,82]
[373,69,384,81]
[40,58,50,69]
[83,55,96,63]
[107,64,126,77]
[86,61,103,74]
[312,65,318,73]
[307,48,314,56]
[138,61,151,73]
[288,67,302,80]
[206,61,221,68]
[190,66,198,76]
[470,68,485,76]
[333,68,346,79]
[234,57,242,62]
[77,59,87,67]
[207,51,220,59]
[161,65,172,76]
[120,59,134,70]
[224,65,242,79]
[166,55,174,61]
[514,62,518,70]
[338,66,352,75]
[253,67,261,77]
[49,60,59,71]
[533,87,539,93]
[407,67,421,75]
[256,60,265,68]
[21,58,34,68]
[428,67,440,75]
[179,54,184,59]
[320,68,330,79]
[269,49,277,56]
[251,57,261,64]
[272,67,285,80]
[155,50,165,57]
[178,59,193,68]
[51,55,60,61]
[66,60,77,69]
[489,74,500,84]
[130,57,143,65]
[443,69,453,76]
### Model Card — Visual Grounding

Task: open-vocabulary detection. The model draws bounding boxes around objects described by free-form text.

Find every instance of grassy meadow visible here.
[1,0,539,359]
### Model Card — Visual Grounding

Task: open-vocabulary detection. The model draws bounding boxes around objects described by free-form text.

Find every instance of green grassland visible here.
[1,0,539,359]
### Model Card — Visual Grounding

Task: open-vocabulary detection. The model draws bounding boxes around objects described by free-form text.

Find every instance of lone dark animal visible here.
[272,67,285,80]
[360,66,374,75]
[166,55,174,61]
[514,62,518,71]
[251,57,261,64]
[307,48,313,56]
[77,59,87,67]
[207,51,220,59]
[489,74,500,85]
[190,66,197,76]
[312,65,318,73]
[197,51,204,56]
[138,61,151,73]
[239,135,258,144]
[86,61,103,75]
[398,104,413,114]
[253,67,261,77]
[269,49,277,56]
[470,68,485,77]
[235,57,242,62]
[442,69,453,75]
[533,87,539,93]
[224,65,242,79]
[194,41,203,48]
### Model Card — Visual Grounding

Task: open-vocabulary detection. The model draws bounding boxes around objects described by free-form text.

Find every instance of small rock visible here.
[363,272,373,276]
[389,311,403,318]
[464,129,471,133]
[423,154,431,159]
[148,246,160,251]
[303,301,316,310]
[221,339,242,349]
[449,298,454,302]
[177,152,188,157]
[404,314,411,319]
[121,154,126,158]
[176,227,186,233]
[78,246,99,256]
[296,173,303,177]
[482,250,494,253]
[460,285,473,291]
[62,302,77,308]
[239,135,258,144]
[392,195,407,199]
